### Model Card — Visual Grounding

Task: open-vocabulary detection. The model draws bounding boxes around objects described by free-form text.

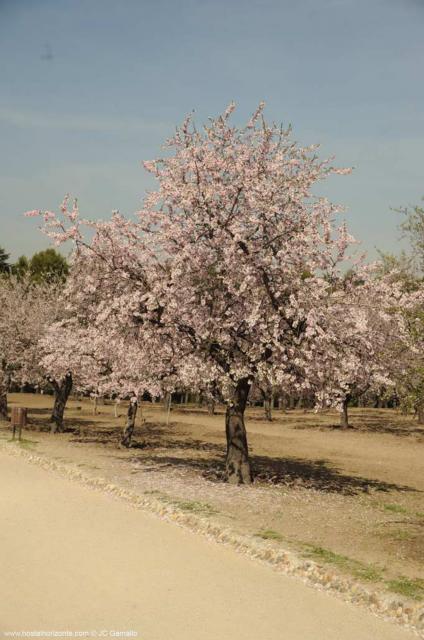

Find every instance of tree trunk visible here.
[340,396,350,429]
[166,393,172,426]
[121,400,138,447]
[263,395,273,421]
[207,400,215,415]
[0,369,10,420]
[279,395,288,413]
[417,402,424,425]
[225,379,252,485]
[50,373,73,433]
[0,388,8,420]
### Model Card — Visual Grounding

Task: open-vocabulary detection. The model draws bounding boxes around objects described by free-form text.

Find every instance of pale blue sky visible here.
[1,0,423,260]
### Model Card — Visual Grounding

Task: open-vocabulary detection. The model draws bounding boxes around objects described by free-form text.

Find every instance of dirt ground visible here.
[2,392,424,603]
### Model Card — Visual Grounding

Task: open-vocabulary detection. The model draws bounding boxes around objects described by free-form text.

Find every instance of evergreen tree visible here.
[0,247,10,273]
[29,249,69,283]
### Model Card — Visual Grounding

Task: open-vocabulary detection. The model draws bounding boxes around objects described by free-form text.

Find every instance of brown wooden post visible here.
[11,407,27,440]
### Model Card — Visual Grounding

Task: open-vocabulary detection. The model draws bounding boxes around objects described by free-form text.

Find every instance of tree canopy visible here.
[12,249,68,283]
[0,247,10,273]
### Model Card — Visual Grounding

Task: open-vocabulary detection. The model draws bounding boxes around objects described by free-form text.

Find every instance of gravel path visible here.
[0,450,417,640]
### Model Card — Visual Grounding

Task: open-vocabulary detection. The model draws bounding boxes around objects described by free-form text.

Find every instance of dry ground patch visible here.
[1,393,424,602]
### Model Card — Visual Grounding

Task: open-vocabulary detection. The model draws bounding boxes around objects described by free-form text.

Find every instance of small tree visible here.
[12,255,30,279]
[29,248,69,283]
[0,247,10,273]
[0,275,62,419]
[307,268,417,428]
[396,200,424,275]
[38,252,180,439]
[387,301,424,423]
[377,201,424,420]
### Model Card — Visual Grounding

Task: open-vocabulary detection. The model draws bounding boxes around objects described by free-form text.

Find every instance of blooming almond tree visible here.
[0,274,62,419]
[29,104,363,484]
[137,103,357,482]
[41,315,180,441]
[306,267,421,428]
[35,224,183,440]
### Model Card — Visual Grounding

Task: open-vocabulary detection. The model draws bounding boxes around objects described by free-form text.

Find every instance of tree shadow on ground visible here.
[69,420,204,449]
[172,407,226,416]
[126,426,223,457]
[121,453,226,484]
[250,454,417,494]
[15,407,52,415]
[125,421,220,452]
[115,447,418,496]
[293,412,424,439]
[85,420,420,495]
[26,416,108,436]
[69,421,121,444]
[24,416,61,432]
[18,414,420,495]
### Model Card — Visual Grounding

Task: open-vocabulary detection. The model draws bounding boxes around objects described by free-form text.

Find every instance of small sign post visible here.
[11,407,27,441]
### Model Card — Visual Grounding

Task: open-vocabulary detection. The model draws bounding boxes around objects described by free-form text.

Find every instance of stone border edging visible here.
[1,440,423,637]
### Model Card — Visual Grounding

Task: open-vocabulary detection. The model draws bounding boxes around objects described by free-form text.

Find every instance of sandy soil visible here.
[0,449,417,639]
[2,393,424,600]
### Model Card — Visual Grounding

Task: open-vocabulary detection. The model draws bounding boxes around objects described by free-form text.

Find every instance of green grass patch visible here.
[376,524,414,542]
[143,491,217,516]
[382,503,409,515]
[301,544,383,582]
[8,437,38,450]
[387,528,413,542]
[171,499,218,515]
[76,462,100,470]
[255,529,284,541]
[386,577,424,600]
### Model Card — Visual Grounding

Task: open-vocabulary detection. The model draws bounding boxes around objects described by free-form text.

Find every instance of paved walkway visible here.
[0,450,416,639]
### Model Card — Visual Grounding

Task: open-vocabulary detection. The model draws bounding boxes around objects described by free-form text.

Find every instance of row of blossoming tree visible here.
[1,104,423,484]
